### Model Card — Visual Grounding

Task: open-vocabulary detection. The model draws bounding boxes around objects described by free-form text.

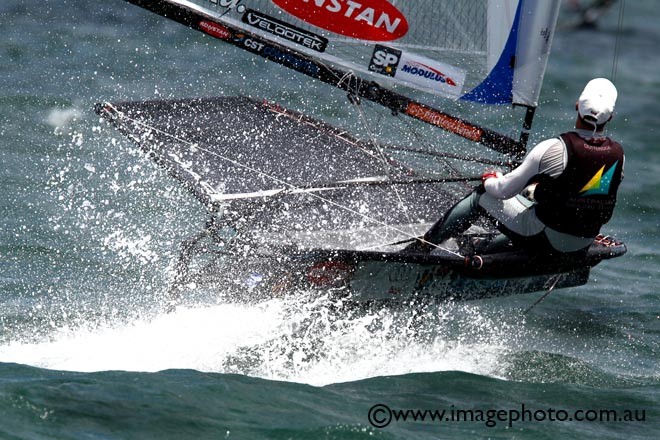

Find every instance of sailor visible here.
[414,78,624,256]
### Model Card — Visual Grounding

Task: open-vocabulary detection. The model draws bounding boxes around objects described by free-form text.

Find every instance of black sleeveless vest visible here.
[534,132,624,238]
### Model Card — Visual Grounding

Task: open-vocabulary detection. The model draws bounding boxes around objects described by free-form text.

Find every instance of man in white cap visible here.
[412,77,624,255]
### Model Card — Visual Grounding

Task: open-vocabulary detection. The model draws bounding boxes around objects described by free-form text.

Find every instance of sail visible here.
[121,0,560,154]
[164,0,559,107]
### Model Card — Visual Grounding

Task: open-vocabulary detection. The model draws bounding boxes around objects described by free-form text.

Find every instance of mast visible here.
[519,105,537,152]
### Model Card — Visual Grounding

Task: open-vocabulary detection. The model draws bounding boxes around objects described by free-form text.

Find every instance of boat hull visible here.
[172,236,625,305]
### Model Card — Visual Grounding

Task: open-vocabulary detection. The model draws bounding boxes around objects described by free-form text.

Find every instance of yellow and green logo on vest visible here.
[580,161,618,196]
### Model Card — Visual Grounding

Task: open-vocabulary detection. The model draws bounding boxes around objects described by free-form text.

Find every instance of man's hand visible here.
[481,170,500,184]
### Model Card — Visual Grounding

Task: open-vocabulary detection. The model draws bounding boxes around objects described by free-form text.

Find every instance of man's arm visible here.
[484,138,565,199]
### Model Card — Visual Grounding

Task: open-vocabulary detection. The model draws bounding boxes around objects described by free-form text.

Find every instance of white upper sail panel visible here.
[487,0,518,72]
[512,0,561,107]
[187,0,558,106]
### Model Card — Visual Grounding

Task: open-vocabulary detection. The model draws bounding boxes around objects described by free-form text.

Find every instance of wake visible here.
[0,293,524,386]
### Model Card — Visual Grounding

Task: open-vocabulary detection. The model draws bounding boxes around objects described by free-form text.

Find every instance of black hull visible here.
[171,234,626,304]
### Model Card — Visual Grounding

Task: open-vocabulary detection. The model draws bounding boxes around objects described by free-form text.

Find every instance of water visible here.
[1,1,659,438]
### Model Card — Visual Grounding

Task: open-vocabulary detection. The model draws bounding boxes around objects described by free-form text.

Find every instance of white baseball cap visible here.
[577,78,617,126]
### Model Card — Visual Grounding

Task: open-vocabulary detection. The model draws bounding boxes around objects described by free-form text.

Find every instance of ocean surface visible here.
[1,0,659,438]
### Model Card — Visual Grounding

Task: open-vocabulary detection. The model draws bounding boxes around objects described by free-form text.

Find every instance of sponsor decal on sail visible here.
[401,62,457,86]
[199,21,233,40]
[396,52,465,97]
[370,47,465,97]
[242,9,328,52]
[233,33,321,76]
[271,0,408,41]
[369,44,401,77]
[406,103,482,142]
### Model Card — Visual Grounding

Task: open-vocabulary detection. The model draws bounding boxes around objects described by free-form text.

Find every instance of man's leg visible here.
[423,190,484,245]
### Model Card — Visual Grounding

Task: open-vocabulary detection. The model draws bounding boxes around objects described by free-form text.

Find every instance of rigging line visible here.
[314,57,475,177]
[338,72,393,177]
[339,71,414,224]
[611,0,625,82]
[102,103,464,258]
[381,145,510,167]
[392,112,479,193]
[213,175,483,200]
[393,112,464,179]
[316,58,407,168]
[317,60,488,192]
